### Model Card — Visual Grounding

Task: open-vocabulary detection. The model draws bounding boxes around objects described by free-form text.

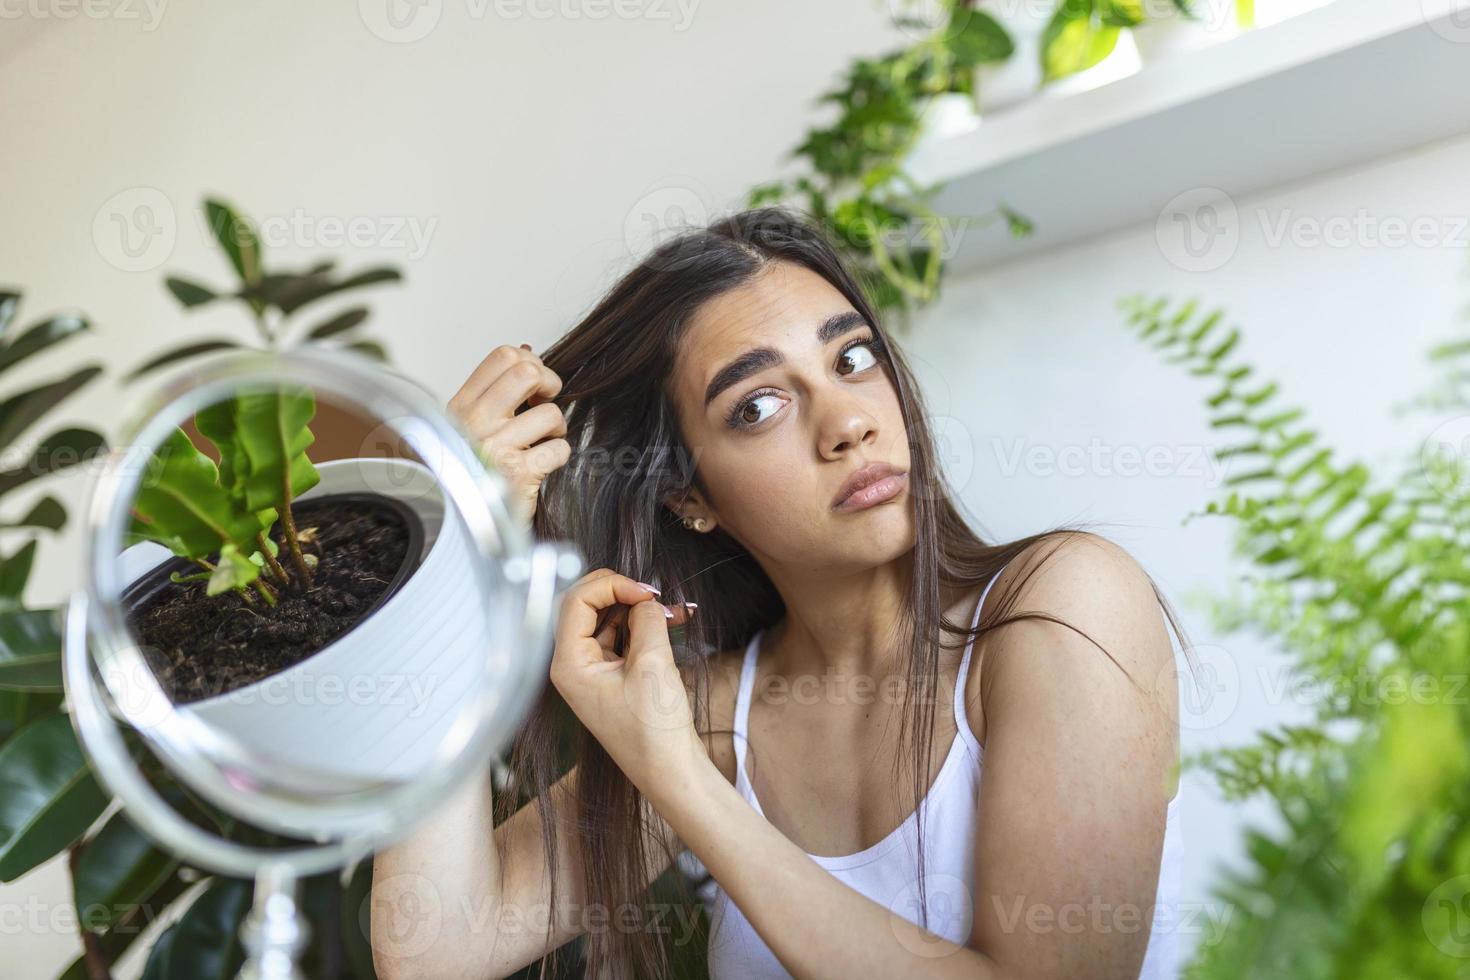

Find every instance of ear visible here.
[662,487,716,526]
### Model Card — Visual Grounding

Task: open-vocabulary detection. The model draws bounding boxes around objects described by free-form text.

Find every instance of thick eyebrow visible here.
[702,310,869,410]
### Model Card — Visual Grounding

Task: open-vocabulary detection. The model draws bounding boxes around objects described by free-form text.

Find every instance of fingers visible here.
[486,437,572,489]
[472,356,564,423]
[556,572,661,658]
[500,400,568,439]
[448,344,563,422]
[553,571,693,668]
[623,599,692,667]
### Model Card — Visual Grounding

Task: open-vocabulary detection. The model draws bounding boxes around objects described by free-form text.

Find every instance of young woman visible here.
[372,207,1189,980]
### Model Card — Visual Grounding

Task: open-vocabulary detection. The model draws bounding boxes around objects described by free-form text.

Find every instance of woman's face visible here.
[666,259,915,571]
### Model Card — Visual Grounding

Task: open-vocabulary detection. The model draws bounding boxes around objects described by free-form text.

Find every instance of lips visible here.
[831,461,908,510]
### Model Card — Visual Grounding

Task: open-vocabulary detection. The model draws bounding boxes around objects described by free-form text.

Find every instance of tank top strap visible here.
[731,629,763,786]
[953,561,1010,759]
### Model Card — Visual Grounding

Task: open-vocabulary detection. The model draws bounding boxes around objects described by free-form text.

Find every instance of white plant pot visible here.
[117,457,500,783]
[1131,0,1241,63]
[973,0,1055,115]
[908,91,982,161]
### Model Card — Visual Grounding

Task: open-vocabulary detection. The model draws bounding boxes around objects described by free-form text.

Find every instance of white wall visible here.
[2,0,1468,974]
[904,128,1470,951]
[0,3,898,975]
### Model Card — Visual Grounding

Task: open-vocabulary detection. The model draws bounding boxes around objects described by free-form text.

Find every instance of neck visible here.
[755,553,915,675]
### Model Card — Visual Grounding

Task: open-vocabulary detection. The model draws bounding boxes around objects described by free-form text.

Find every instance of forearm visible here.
[371,769,507,978]
[651,762,1009,980]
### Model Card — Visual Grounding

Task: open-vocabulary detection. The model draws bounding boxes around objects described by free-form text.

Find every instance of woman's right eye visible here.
[727,390,785,429]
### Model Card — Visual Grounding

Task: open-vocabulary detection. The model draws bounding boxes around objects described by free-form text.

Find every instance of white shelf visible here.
[904,0,1470,272]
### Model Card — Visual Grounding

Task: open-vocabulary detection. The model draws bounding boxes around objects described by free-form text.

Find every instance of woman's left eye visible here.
[725,337,885,430]
[837,340,880,376]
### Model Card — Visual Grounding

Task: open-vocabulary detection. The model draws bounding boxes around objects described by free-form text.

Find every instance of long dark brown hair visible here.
[506,205,1197,978]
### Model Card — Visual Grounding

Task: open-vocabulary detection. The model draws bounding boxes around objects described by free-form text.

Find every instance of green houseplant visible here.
[0,288,106,856]
[127,390,322,608]
[127,197,401,382]
[749,0,1032,324]
[0,200,409,977]
[1118,294,1470,977]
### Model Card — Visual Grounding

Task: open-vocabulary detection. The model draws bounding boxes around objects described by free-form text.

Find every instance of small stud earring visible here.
[683,516,707,532]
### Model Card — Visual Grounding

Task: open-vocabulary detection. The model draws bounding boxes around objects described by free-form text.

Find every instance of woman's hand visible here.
[549,568,706,803]
[447,342,569,528]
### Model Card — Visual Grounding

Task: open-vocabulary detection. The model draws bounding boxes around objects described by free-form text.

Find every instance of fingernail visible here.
[683,602,698,611]
[520,343,532,350]
[636,581,661,594]
[662,604,675,619]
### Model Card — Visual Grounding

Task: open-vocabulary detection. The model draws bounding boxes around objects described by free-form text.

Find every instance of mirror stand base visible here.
[237,863,311,980]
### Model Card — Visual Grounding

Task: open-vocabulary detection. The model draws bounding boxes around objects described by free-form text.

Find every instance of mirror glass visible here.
[85,355,533,838]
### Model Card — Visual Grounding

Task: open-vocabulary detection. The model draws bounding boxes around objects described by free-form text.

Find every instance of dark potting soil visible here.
[126,497,416,704]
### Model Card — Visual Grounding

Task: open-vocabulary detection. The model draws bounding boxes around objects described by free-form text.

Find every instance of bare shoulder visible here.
[679,645,745,785]
[967,531,1178,746]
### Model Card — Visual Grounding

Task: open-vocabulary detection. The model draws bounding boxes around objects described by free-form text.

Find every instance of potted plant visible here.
[118,385,494,783]
[973,0,1057,113]
[751,0,1031,326]
[1130,0,1254,64]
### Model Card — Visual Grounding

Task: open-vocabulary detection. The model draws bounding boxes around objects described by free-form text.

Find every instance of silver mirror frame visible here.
[63,347,583,871]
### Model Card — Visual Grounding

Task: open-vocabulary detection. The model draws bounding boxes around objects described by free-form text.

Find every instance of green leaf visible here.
[345,340,389,362]
[1041,1,1120,82]
[1001,205,1034,238]
[203,199,263,289]
[340,859,378,979]
[124,339,243,383]
[244,265,401,316]
[130,428,270,560]
[194,399,247,501]
[0,608,62,691]
[0,540,36,611]
[0,428,107,501]
[1100,0,1144,26]
[143,877,251,980]
[59,857,192,978]
[946,8,1013,67]
[206,543,260,596]
[0,366,105,448]
[1,495,67,533]
[0,314,89,375]
[73,811,180,931]
[305,305,370,340]
[0,713,110,881]
[164,277,220,309]
[0,689,62,745]
[235,390,320,512]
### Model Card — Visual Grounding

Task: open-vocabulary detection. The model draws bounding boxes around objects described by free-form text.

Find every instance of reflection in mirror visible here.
[110,379,491,792]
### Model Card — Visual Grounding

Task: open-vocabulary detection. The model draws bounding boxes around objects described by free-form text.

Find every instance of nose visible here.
[818,389,879,460]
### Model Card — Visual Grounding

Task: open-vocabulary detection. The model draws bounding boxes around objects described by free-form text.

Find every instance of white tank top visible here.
[705,566,1185,979]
